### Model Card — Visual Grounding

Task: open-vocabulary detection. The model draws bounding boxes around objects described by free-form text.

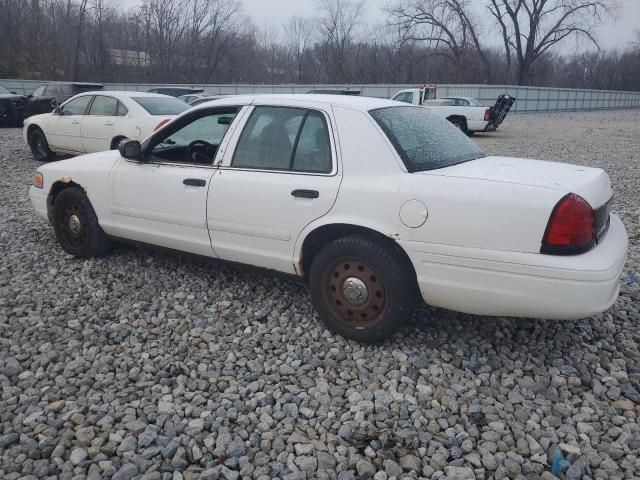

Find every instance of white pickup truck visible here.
[391,88,515,135]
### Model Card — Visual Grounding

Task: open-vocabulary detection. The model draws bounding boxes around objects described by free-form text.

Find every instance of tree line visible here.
[1,0,638,91]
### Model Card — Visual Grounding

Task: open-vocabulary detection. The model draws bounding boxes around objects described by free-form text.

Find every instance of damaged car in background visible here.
[29,94,627,343]
[0,84,31,127]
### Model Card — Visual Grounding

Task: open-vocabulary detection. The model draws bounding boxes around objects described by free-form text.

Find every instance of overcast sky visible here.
[124,0,639,52]
[246,0,638,51]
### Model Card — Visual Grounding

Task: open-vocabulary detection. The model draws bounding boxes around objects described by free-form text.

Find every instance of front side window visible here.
[89,96,118,116]
[149,109,239,165]
[132,97,189,116]
[370,106,485,172]
[62,96,92,116]
[31,86,45,97]
[232,106,332,173]
[44,85,58,97]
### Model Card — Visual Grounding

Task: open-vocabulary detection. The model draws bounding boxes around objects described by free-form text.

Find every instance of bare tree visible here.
[72,0,89,80]
[284,16,315,82]
[317,0,365,82]
[387,0,491,79]
[488,0,618,85]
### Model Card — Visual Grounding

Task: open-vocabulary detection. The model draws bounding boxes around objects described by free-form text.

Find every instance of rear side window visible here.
[232,106,332,173]
[116,102,128,116]
[89,96,118,116]
[44,85,58,96]
[393,92,414,104]
[132,97,189,115]
[370,106,485,172]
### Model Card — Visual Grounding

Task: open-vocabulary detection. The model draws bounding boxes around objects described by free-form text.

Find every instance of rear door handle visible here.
[183,178,206,187]
[105,121,115,126]
[72,120,80,125]
[291,189,319,199]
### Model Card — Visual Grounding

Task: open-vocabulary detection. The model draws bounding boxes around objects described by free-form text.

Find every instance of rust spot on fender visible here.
[59,176,72,183]
[388,233,400,240]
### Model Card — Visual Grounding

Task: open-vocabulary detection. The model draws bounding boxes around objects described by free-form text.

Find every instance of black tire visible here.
[28,127,55,162]
[309,234,417,343]
[53,187,112,258]
[449,117,468,134]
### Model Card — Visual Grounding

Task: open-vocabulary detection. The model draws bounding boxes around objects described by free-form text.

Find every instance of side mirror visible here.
[118,139,142,160]
[50,99,59,108]
[52,107,62,115]
[10,91,16,95]
[27,94,33,99]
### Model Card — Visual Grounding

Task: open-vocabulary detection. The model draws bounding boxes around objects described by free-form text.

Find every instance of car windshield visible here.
[369,106,485,172]
[0,85,12,95]
[132,97,189,115]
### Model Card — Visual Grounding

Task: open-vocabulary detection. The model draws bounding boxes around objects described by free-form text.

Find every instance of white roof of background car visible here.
[190,94,402,112]
[441,96,478,101]
[70,90,173,99]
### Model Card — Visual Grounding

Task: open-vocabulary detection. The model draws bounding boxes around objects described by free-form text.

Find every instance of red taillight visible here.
[484,108,491,121]
[154,119,171,131]
[542,193,595,254]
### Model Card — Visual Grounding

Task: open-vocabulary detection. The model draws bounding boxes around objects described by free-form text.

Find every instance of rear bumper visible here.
[400,214,628,320]
[467,120,491,132]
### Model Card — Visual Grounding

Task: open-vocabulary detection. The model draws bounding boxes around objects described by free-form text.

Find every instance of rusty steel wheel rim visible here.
[58,203,88,249]
[322,256,388,328]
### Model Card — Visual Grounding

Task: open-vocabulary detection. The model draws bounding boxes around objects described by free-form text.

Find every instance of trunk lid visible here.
[422,156,613,208]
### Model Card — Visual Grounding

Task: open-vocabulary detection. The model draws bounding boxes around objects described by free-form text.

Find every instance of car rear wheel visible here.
[28,127,55,162]
[309,234,416,343]
[53,187,112,258]
[449,117,469,134]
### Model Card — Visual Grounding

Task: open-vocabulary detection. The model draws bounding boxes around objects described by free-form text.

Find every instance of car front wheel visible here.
[53,187,112,258]
[309,234,417,343]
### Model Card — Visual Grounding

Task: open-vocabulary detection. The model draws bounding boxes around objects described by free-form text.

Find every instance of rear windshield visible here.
[132,97,190,115]
[369,106,485,172]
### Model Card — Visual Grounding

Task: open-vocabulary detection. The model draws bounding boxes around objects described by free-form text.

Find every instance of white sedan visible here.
[23,91,189,161]
[29,94,628,342]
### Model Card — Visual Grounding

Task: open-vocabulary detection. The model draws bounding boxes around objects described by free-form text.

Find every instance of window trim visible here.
[226,105,337,177]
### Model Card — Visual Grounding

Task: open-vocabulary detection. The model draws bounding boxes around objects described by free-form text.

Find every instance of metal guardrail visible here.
[2,79,640,112]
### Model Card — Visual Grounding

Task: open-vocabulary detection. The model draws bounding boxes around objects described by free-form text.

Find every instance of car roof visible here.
[44,82,104,87]
[71,91,173,99]
[191,94,400,112]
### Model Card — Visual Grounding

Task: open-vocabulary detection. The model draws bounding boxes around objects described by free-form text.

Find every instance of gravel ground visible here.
[1,110,639,480]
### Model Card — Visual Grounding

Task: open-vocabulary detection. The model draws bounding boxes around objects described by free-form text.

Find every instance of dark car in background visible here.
[306,89,361,96]
[148,87,204,97]
[0,84,31,127]
[28,82,104,115]
[177,93,229,105]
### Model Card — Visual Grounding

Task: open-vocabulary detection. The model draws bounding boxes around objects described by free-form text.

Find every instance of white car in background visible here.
[23,91,189,161]
[29,95,627,343]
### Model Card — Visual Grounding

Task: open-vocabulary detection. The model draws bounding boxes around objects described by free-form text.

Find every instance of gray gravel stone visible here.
[1,113,640,480]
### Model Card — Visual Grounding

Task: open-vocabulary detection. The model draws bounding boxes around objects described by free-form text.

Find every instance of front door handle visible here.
[183,178,206,187]
[291,189,319,199]
[72,120,80,125]
[105,121,115,126]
